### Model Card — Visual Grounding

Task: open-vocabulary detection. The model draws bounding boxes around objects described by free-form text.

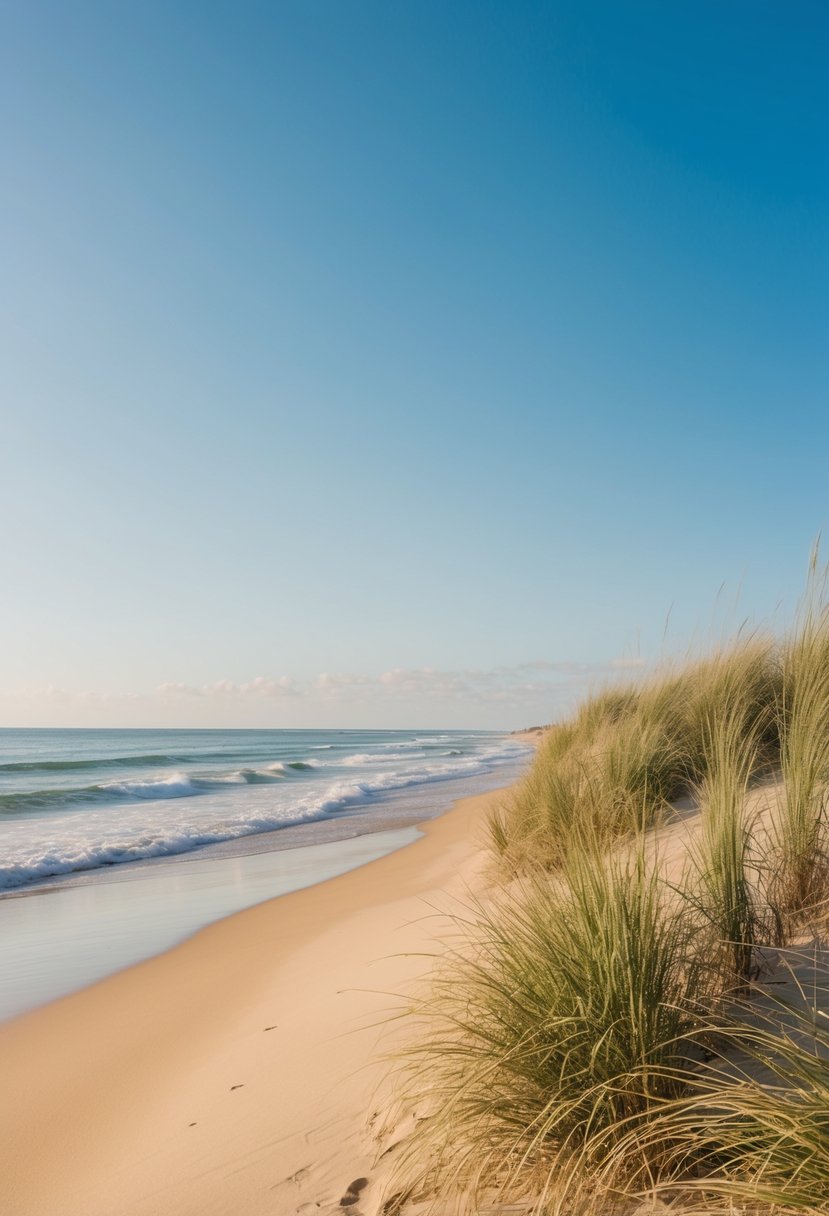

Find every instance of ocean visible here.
[0,728,531,1017]
[0,727,531,891]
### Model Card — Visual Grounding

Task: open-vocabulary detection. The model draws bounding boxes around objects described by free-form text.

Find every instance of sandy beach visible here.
[3,4,816,1210]
[0,764,528,1216]
[6,695,817,1216]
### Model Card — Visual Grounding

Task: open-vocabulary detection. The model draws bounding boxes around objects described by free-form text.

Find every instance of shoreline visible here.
[0,746,532,1021]
[0,757,533,1215]
[0,731,532,900]
[0,824,424,1022]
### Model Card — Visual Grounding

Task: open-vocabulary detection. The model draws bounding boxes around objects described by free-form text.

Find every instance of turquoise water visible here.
[0,728,530,890]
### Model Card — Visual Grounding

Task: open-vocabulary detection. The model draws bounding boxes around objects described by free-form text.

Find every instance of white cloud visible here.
[2,655,648,725]
[113,656,652,708]
[314,672,373,692]
[377,667,471,696]
[239,676,298,696]
[310,657,646,708]
[157,682,203,697]
[157,676,298,699]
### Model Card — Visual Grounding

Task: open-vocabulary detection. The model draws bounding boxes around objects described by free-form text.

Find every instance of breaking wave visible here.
[0,735,532,890]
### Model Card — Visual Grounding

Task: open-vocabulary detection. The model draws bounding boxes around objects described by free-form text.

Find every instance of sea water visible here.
[0,729,532,1018]
[0,727,530,890]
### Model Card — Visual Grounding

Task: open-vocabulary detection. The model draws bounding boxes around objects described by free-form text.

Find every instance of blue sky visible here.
[1,1,826,727]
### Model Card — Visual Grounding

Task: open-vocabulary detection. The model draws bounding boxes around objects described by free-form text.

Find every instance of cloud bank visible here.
[0,656,647,727]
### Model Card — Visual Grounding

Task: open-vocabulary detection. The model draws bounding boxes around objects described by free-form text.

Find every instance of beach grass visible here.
[681,989,829,1215]
[398,561,829,1213]
[491,635,778,875]
[686,705,767,989]
[395,836,703,1212]
[595,974,829,1215]
[773,561,829,924]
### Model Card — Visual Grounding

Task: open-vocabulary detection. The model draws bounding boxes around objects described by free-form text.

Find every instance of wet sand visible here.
[0,772,520,1215]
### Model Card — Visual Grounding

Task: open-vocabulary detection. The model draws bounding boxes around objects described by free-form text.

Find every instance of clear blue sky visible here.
[2,1,826,727]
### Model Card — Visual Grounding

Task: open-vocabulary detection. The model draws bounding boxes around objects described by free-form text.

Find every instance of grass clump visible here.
[688,992,829,1214]
[396,840,702,1212]
[687,708,769,989]
[671,637,781,787]
[491,711,681,872]
[403,556,829,1213]
[601,979,829,1214]
[493,636,780,875]
[774,560,829,923]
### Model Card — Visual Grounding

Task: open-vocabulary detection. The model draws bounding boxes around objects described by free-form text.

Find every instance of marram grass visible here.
[394,839,703,1213]
[685,991,829,1215]
[398,562,829,1214]
[598,977,829,1215]
[492,636,780,875]
[774,562,829,922]
[687,707,770,990]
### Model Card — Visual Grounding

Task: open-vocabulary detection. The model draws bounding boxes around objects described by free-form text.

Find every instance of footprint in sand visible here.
[339,1177,368,1208]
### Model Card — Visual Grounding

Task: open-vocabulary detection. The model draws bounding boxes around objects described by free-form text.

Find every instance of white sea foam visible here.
[339,751,417,766]
[0,736,532,891]
[103,772,199,800]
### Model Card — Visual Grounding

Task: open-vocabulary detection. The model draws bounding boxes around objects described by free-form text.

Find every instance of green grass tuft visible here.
[687,706,768,989]
[396,839,702,1211]
[402,554,829,1213]
[494,637,780,875]
[773,558,829,923]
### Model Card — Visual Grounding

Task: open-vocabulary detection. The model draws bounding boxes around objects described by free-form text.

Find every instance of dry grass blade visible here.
[773,556,829,923]
[413,557,829,1213]
[687,706,768,990]
[598,972,829,1214]
[393,839,701,1213]
[493,637,778,876]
